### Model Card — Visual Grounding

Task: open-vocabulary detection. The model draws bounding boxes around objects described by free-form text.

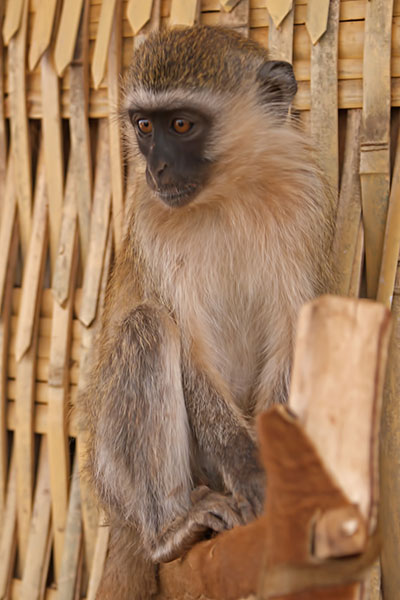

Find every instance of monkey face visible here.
[129,108,212,207]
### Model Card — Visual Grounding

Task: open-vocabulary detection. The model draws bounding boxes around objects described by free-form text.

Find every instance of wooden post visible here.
[157,296,391,600]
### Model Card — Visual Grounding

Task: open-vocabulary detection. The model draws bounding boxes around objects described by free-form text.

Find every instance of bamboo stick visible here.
[47,237,78,580]
[28,0,58,72]
[79,119,111,328]
[41,45,65,275]
[219,0,250,37]
[310,0,339,197]
[0,450,17,599]
[265,0,293,29]
[0,221,18,522]
[332,109,362,296]
[170,0,200,27]
[57,454,83,600]
[377,125,400,307]
[54,0,85,77]
[360,0,393,299]
[15,146,49,573]
[267,4,293,62]
[69,0,92,271]
[76,226,112,575]
[0,0,7,208]
[107,0,124,253]
[20,438,52,600]
[91,0,117,89]
[8,0,31,261]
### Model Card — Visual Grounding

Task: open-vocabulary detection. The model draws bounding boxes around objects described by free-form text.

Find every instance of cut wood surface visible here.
[0,1,399,598]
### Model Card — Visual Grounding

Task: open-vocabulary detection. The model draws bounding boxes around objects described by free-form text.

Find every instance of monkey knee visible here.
[118,304,179,358]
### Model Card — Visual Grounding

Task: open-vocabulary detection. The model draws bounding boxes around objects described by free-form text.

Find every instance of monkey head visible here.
[121,26,297,208]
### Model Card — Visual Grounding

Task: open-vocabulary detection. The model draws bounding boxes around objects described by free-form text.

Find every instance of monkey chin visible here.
[155,184,201,208]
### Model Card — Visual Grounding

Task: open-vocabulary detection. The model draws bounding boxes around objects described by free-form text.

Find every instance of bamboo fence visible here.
[0,0,399,599]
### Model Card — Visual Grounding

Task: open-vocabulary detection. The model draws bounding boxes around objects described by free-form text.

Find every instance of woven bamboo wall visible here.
[0,0,399,599]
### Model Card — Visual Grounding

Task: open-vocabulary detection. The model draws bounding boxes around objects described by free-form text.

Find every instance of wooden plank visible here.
[69,0,92,270]
[47,237,78,580]
[91,0,117,89]
[360,0,394,299]
[0,451,17,599]
[107,0,124,253]
[79,120,111,327]
[54,0,84,76]
[332,109,362,296]
[57,454,83,600]
[310,0,339,197]
[28,0,58,71]
[41,46,65,274]
[8,0,31,260]
[290,296,392,531]
[20,438,52,600]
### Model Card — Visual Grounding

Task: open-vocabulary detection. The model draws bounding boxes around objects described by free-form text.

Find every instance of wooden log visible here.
[157,296,391,599]
[380,265,400,600]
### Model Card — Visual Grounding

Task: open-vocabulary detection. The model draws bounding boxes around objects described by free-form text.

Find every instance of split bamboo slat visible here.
[0,1,398,599]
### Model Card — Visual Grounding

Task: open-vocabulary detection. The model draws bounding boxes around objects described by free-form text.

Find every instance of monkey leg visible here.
[89,304,249,566]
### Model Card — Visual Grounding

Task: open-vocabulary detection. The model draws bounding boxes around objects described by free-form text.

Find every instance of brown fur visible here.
[79,26,335,600]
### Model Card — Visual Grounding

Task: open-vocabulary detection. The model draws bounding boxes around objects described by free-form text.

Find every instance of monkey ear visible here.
[256,60,297,113]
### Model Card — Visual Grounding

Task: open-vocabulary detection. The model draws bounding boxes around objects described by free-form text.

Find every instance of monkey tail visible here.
[96,523,158,600]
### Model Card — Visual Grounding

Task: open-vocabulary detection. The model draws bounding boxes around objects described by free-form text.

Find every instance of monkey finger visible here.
[190,485,212,503]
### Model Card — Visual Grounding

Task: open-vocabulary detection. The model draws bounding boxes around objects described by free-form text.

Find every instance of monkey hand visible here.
[153,486,246,563]
[223,464,266,523]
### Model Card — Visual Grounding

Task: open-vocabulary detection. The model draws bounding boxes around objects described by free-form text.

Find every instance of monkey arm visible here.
[84,303,247,563]
[183,366,266,518]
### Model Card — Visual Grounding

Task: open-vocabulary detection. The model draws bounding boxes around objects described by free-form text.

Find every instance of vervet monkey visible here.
[80,25,334,599]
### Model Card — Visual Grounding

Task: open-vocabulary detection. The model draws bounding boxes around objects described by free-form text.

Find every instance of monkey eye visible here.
[137,118,153,134]
[172,118,193,134]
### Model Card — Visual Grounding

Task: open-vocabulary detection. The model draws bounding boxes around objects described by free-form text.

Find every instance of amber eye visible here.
[172,118,192,134]
[137,119,153,134]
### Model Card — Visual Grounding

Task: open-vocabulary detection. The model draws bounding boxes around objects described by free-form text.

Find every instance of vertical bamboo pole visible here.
[15,147,48,573]
[8,0,31,260]
[360,0,393,299]
[267,5,293,63]
[309,0,339,198]
[107,0,124,253]
[332,109,363,296]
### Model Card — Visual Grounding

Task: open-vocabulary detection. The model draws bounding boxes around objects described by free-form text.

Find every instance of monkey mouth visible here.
[156,184,199,207]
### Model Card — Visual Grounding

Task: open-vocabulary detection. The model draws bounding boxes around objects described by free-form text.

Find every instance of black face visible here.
[129,108,212,207]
